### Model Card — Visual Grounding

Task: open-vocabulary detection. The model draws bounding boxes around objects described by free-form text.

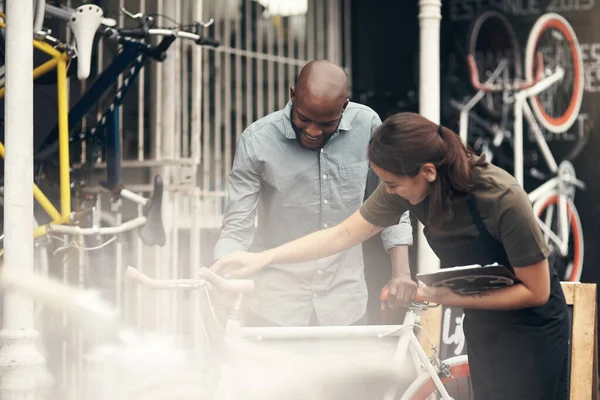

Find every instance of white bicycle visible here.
[452,11,586,282]
[123,266,474,400]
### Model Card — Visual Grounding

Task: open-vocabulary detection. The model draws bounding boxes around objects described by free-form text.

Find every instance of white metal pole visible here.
[417,0,442,274]
[0,0,46,398]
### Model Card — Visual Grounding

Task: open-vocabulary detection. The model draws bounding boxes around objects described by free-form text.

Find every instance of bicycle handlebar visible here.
[468,52,544,92]
[105,26,220,47]
[47,216,147,236]
[125,266,255,293]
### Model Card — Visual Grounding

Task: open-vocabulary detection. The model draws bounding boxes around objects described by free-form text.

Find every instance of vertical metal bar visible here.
[298,13,306,69]
[307,0,315,60]
[224,13,232,183]
[214,9,222,215]
[326,0,335,61]
[106,109,121,188]
[182,43,189,158]
[256,4,264,118]
[327,0,340,64]
[245,0,253,127]
[316,0,325,60]
[136,202,144,328]
[154,0,164,161]
[287,15,295,104]
[235,7,242,143]
[201,2,211,292]
[201,50,210,222]
[191,0,203,166]
[118,0,125,162]
[96,13,105,166]
[266,14,274,113]
[170,192,179,333]
[343,0,352,92]
[138,0,145,161]
[278,16,285,108]
[174,0,182,161]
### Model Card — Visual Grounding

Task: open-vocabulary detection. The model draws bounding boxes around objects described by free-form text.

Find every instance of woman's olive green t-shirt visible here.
[359,163,549,268]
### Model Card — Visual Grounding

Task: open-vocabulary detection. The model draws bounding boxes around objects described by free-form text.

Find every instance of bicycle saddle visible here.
[138,175,166,247]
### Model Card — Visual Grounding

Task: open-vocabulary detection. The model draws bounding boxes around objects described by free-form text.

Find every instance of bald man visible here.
[214,60,413,327]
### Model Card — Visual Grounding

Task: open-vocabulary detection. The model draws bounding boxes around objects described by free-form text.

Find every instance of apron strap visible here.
[466,195,491,237]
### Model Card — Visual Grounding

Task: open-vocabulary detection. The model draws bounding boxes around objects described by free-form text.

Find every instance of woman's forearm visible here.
[262,211,383,265]
[441,283,549,310]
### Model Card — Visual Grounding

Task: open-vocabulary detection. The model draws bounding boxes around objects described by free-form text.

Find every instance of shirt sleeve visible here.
[495,185,550,268]
[214,132,262,260]
[363,164,412,250]
[360,182,409,228]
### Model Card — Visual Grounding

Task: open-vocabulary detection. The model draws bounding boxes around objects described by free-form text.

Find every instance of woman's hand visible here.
[210,251,271,278]
[416,283,456,304]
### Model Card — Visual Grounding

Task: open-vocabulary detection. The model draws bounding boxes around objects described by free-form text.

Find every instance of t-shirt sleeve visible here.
[495,185,550,268]
[359,182,408,227]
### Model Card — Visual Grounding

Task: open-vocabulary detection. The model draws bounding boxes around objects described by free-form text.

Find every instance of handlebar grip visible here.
[196,37,220,47]
[118,27,148,38]
[380,287,389,302]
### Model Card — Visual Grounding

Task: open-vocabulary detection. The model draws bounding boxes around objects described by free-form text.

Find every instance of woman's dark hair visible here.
[368,112,487,227]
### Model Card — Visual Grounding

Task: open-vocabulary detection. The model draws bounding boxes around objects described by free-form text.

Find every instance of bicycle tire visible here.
[400,355,471,400]
[533,194,583,282]
[525,13,583,134]
[467,10,521,119]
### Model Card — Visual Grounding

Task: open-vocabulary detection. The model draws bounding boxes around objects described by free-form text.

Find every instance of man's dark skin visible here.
[288,60,416,309]
[289,60,348,150]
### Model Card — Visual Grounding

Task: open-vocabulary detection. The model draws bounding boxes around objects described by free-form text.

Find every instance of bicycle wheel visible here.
[533,194,583,282]
[467,10,521,119]
[525,13,583,134]
[401,356,472,400]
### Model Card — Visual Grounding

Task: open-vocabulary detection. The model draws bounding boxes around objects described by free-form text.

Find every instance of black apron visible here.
[418,196,570,400]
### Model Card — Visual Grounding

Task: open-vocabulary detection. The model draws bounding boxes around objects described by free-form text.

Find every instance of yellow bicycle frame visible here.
[0,18,72,238]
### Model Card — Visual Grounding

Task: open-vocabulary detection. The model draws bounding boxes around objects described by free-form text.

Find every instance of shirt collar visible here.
[283,101,352,139]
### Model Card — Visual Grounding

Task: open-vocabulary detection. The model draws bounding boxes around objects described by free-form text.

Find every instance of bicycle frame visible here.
[0,21,165,242]
[211,295,455,400]
[35,38,154,189]
[123,266,459,400]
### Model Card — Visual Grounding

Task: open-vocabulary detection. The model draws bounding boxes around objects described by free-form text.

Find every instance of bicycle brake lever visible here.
[120,7,143,21]
[196,18,215,28]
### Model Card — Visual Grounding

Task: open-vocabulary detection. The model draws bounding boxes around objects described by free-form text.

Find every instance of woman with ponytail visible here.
[212,112,569,400]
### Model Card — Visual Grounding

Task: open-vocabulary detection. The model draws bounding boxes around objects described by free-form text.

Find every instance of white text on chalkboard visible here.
[442,308,466,356]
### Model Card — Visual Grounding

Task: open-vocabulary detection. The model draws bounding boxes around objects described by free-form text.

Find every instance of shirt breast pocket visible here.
[339,161,368,204]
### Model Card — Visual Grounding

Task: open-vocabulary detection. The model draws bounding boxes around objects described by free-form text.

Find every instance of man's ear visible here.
[290,85,296,102]
[342,98,349,111]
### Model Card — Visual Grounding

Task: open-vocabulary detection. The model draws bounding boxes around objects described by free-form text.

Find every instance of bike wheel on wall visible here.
[533,195,584,282]
[401,356,473,400]
[467,10,522,119]
[525,13,584,134]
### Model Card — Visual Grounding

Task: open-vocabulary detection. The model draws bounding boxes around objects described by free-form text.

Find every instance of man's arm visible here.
[214,133,262,261]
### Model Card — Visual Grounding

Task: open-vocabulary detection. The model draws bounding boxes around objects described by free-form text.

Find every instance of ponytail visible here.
[368,113,487,228]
